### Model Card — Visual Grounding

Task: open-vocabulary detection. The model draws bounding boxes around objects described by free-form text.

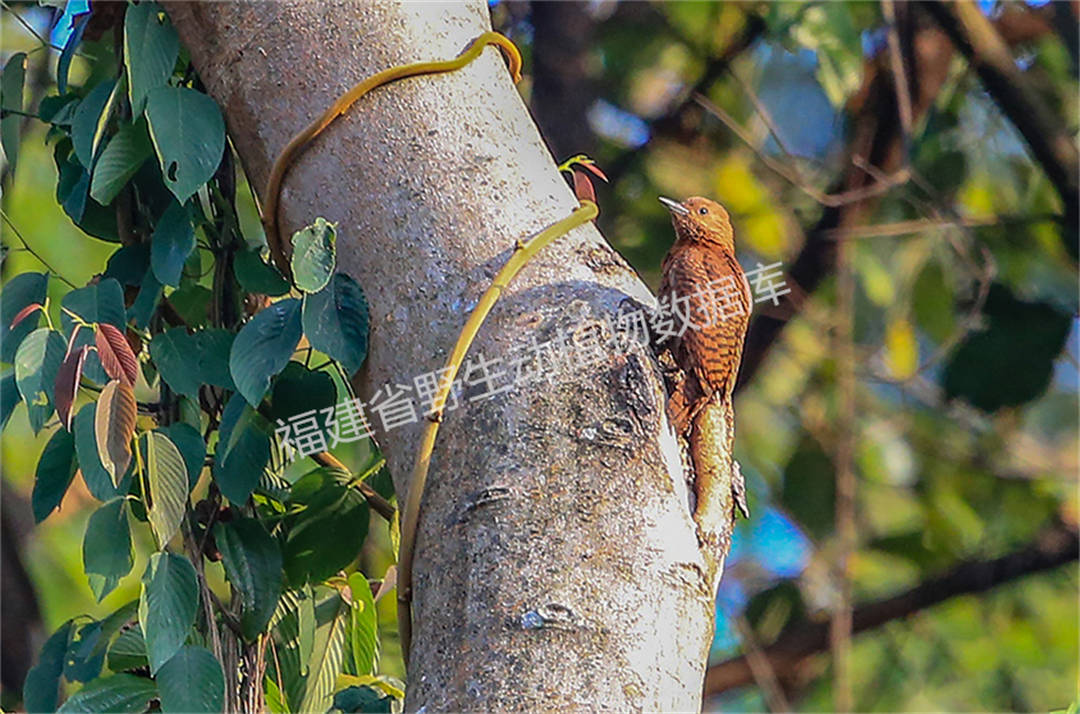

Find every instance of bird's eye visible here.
[698,207,709,215]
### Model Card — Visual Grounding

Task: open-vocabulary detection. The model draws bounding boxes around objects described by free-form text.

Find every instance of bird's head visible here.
[659,196,734,250]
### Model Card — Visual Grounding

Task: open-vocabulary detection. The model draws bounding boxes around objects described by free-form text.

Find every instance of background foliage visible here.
[2,1,1077,712]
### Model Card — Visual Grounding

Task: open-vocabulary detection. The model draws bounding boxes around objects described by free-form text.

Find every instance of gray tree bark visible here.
[165,3,719,711]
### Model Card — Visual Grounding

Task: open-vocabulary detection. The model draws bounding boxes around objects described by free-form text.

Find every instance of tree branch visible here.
[704,522,1079,698]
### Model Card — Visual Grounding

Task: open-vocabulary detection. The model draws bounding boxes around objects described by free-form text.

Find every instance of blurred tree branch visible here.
[529,1,598,159]
[703,521,1079,698]
[925,0,1079,259]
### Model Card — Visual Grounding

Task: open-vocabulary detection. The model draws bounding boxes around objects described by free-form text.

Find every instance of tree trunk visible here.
[165,3,719,710]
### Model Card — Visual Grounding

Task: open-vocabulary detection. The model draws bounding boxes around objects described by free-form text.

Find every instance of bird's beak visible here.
[659,196,689,216]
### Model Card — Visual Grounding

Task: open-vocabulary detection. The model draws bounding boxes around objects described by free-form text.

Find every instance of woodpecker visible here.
[657,195,751,565]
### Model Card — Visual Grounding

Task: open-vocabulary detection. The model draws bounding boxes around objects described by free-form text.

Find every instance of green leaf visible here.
[57,673,158,714]
[39,92,78,126]
[89,117,153,205]
[15,328,66,433]
[54,138,119,241]
[74,402,132,501]
[105,243,151,287]
[107,627,148,672]
[215,519,283,640]
[23,620,72,714]
[1,368,18,429]
[300,593,348,714]
[333,685,395,713]
[32,427,77,522]
[124,0,180,116]
[284,468,370,587]
[130,268,162,329]
[161,422,206,491]
[145,86,225,203]
[912,261,955,343]
[167,283,212,327]
[780,435,835,540]
[235,246,291,296]
[268,361,337,422]
[157,645,225,713]
[303,273,370,374]
[64,620,105,682]
[229,298,303,406]
[291,218,337,293]
[1,52,26,175]
[139,551,198,674]
[151,327,236,398]
[347,572,378,676]
[943,284,1072,412]
[71,79,120,170]
[139,431,189,548]
[151,199,195,287]
[83,497,134,601]
[1,271,48,362]
[61,278,127,332]
[214,392,272,504]
[61,278,126,386]
[56,12,89,95]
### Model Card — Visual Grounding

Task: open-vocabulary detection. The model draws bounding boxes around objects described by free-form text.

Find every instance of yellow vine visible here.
[262,31,522,278]
[258,27,598,667]
[397,199,598,665]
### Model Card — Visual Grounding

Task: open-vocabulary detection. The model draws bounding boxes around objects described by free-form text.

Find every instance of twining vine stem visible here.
[261,31,522,279]
[396,199,599,665]
[256,29,597,667]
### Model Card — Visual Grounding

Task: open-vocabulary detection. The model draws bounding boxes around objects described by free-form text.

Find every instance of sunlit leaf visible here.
[346,572,378,676]
[57,673,157,714]
[160,422,206,491]
[291,218,337,293]
[94,379,137,485]
[884,318,918,380]
[2,271,48,362]
[15,327,66,433]
[139,431,189,548]
[300,593,348,714]
[89,118,153,205]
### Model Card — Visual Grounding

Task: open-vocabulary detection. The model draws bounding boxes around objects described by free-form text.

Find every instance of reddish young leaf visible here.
[579,160,609,183]
[96,323,139,386]
[54,344,89,431]
[572,170,597,204]
[9,302,43,330]
[94,379,137,486]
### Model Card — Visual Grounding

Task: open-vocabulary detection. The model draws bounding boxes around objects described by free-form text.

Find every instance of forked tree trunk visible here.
[165,2,725,710]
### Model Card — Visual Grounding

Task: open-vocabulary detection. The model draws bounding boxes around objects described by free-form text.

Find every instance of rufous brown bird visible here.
[657,195,751,568]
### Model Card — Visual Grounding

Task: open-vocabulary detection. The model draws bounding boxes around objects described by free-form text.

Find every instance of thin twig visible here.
[693,94,909,208]
[0,209,78,287]
[831,196,857,713]
[881,0,914,156]
[824,213,1062,240]
[311,450,395,522]
[733,614,792,713]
